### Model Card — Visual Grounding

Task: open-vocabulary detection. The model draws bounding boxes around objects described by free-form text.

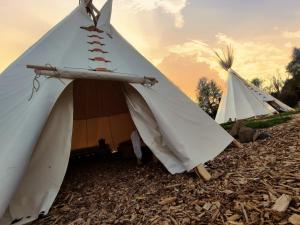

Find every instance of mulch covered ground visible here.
[31,115,300,225]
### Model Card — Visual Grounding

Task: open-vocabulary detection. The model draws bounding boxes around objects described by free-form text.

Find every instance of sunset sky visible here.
[1,0,300,99]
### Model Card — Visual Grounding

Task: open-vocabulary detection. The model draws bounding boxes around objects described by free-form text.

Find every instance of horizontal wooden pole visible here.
[27,65,158,86]
[27,65,57,71]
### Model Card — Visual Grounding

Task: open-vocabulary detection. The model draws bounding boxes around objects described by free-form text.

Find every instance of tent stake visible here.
[232,139,243,148]
[194,164,212,181]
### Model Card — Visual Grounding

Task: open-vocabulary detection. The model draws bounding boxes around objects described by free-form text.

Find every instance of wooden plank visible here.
[194,164,212,181]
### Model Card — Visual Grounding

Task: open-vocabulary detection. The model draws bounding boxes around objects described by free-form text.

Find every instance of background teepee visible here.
[215,46,294,124]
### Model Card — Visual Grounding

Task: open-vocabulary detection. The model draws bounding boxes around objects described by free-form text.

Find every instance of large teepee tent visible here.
[215,47,294,124]
[0,1,233,224]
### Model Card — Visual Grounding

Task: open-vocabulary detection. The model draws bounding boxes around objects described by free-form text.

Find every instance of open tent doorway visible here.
[266,101,285,113]
[71,79,136,154]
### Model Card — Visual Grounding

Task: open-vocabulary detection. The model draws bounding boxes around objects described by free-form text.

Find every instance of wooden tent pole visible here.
[26,65,159,86]
[90,3,100,15]
[27,65,57,71]
[84,0,100,25]
[90,9,98,25]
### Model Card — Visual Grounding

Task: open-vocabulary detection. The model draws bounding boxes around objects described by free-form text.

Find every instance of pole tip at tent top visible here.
[80,0,101,25]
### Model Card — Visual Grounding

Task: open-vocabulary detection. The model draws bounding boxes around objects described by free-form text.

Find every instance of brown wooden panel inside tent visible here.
[71,80,135,150]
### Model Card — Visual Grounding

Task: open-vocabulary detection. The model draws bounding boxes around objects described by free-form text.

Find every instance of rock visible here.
[238,126,256,143]
[253,131,271,141]
[230,120,244,137]
[230,120,258,143]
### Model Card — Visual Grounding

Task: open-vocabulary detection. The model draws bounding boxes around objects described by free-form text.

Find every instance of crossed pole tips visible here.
[83,0,101,25]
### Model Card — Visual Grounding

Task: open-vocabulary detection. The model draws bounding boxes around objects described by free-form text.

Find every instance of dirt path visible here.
[31,115,300,225]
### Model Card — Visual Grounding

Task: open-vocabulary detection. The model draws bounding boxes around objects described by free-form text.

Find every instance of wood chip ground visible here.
[31,115,300,225]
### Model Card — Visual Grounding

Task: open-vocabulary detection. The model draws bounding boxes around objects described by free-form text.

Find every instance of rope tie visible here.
[28,64,66,101]
[28,74,41,101]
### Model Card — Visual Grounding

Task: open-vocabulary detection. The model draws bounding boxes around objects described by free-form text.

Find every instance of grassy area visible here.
[221,107,300,130]
[246,116,292,129]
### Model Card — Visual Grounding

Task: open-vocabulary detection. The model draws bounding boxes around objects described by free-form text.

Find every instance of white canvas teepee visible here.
[0,1,233,224]
[215,48,294,124]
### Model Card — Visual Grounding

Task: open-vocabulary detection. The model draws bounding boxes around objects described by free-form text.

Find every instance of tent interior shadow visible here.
[71,79,136,154]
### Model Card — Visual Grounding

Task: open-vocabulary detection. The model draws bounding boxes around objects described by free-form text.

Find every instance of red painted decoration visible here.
[87,41,105,46]
[90,68,112,72]
[89,57,111,63]
[88,48,108,53]
[80,25,103,33]
[88,35,104,40]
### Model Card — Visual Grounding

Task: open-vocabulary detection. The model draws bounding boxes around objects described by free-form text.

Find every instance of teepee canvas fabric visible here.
[215,69,294,124]
[0,1,233,224]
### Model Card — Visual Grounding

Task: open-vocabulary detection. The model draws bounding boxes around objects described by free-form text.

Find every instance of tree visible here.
[281,47,300,107]
[197,78,222,118]
[250,78,263,88]
[264,72,286,98]
[287,48,300,79]
[270,74,285,95]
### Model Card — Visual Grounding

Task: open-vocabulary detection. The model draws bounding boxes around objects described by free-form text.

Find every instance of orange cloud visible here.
[215,33,290,79]
[158,53,224,100]
[282,30,300,39]
[119,0,188,28]
[161,33,293,85]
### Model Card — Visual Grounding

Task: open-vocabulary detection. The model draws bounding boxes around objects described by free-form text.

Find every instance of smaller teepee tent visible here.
[215,47,294,124]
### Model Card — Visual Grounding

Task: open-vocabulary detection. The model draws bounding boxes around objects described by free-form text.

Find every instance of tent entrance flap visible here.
[266,101,284,113]
[71,80,135,151]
